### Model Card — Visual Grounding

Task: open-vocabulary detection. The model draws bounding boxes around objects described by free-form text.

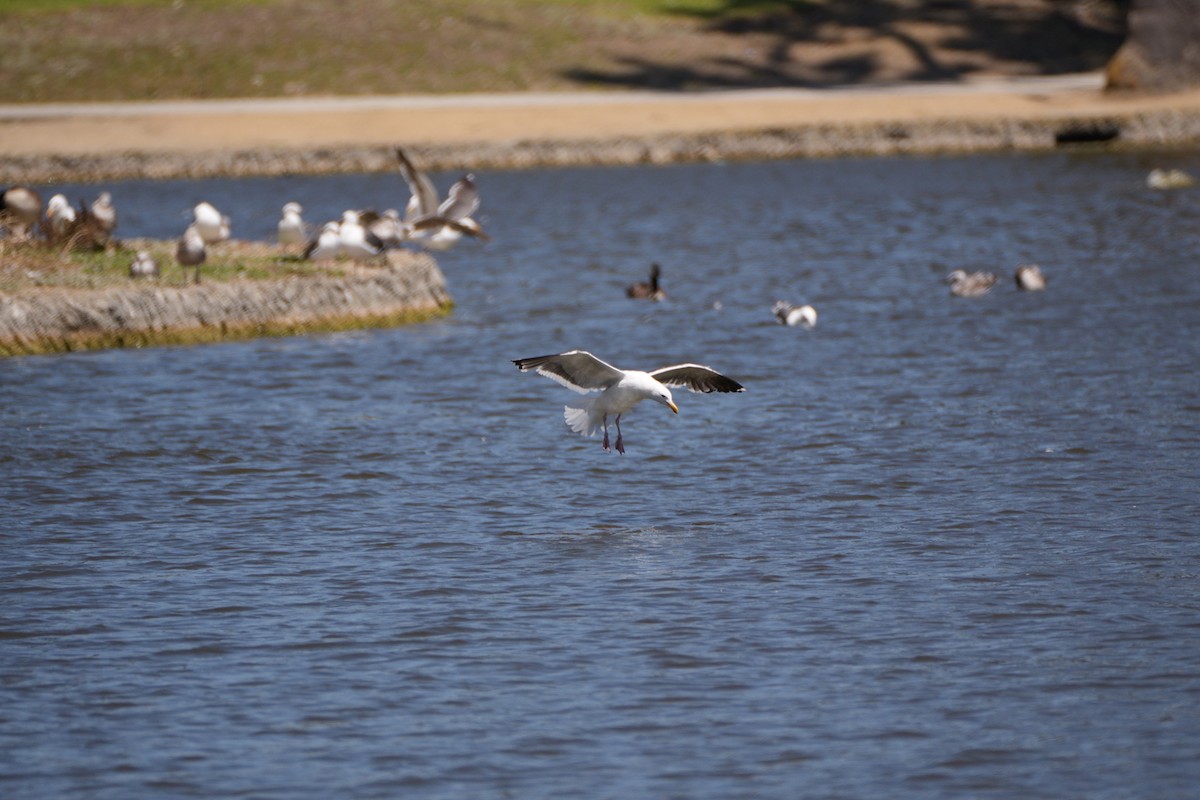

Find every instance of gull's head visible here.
[282,202,302,216]
[652,386,679,414]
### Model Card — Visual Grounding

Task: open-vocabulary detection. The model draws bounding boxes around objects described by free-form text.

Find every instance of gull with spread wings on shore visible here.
[395,146,490,250]
[513,350,744,454]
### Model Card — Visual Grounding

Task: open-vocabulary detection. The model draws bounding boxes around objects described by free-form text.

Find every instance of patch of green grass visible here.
[0,237,349,293]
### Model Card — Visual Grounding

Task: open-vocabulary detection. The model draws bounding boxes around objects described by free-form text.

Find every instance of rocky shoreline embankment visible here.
[0,250,452,357]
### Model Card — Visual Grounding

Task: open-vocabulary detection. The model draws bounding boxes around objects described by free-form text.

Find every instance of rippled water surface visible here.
[3,151,1200,799]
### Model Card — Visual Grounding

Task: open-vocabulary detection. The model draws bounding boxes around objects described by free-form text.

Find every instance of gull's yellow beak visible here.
[668,400,679,414]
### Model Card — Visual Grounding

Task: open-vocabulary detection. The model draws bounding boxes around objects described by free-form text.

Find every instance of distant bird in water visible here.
[1146,168,1194,190]
[176,224,206,283]
[627,262,666,301]
[945,269,997,298]
[772,301,817,328]
[277,202,306,251]
[1,185,42,239]
[129,250,159,279]
[1014,264,1047,291]
[192,201,230,245]
[395,146,490,250]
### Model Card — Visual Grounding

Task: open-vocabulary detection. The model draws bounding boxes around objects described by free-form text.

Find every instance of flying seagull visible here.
[395,146,489,250]
[513,350,744,454]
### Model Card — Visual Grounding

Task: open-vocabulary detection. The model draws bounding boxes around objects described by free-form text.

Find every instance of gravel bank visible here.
[0,250,452,357]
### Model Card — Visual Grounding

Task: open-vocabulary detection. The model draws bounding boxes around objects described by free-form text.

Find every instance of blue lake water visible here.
[3,150,1200,799]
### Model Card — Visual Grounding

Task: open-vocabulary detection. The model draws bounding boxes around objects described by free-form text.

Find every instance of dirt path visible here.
[3,76,1199,182]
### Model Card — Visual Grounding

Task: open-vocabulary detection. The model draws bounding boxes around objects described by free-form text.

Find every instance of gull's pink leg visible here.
[601,414,610,451]
[614,414,625,454]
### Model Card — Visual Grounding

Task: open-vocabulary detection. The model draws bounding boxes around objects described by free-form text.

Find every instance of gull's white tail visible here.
[563,398,602,438]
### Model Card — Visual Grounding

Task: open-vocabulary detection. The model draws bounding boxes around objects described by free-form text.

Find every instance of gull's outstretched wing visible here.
[649,364,745,394]
[395,146,439,222]
[437,175,480,221]
[513,351,625,394]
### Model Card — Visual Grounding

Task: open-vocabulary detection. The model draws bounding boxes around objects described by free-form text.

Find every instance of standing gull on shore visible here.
[192,201,230,245]
[513,350,745,454]
[277,202,306,251]
[176,224,206,283]
[1,186,42,239]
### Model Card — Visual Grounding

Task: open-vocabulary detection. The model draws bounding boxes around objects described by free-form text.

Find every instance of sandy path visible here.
[2,75,1198,180]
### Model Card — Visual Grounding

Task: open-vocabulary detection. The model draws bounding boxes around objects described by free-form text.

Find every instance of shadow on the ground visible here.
[564,0,1129,90]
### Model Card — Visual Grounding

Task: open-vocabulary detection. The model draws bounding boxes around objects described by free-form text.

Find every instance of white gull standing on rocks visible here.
[277,202,306,250]
[513,350,745,454]
[192,201,230,244]
[44,193,77,241]
[336,210,384,261]
[304,221,342,261]
[1,185,42,239]
[176,224,206,283]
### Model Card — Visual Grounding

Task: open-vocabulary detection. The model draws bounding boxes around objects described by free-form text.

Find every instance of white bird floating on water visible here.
[1146,168,1194,190]
[513,350,745,454]
[772,301,817,327]
[395,146,490,250]
[945,269,997,297]
[192,201,230,245]
[1014,263,1047,291]
[335,209,384,261]
[277,202,306,250]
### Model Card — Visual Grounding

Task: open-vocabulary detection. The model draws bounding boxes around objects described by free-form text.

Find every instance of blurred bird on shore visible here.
[192,201,230,244]
[0,185,42,239]
[277,202,306,251]
[43,193,77,243]
[176,224,206,283]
